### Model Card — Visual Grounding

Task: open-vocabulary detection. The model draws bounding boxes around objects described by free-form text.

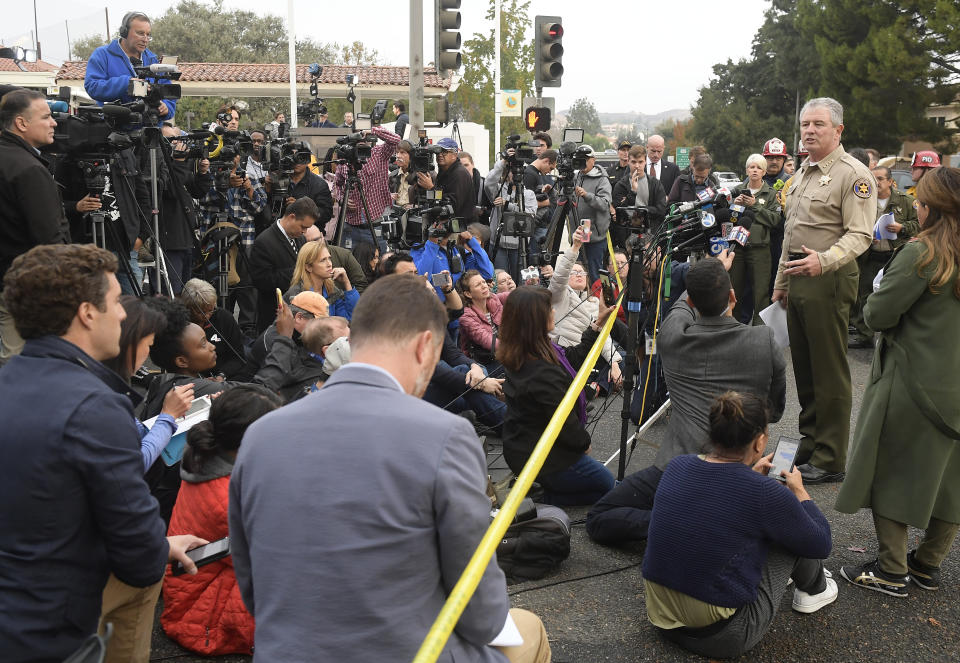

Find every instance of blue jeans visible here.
[115,250,143,295]
[342,221,387,252]
[583,240,606,284]
[538,453,615,507]
[423,362,506,434]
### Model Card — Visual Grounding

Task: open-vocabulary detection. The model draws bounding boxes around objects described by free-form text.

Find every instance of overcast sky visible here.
[4,0,770,115]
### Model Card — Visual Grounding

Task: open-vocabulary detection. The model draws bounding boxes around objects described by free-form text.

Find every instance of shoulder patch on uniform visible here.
[913,199,919,210]
[853,178,872,199]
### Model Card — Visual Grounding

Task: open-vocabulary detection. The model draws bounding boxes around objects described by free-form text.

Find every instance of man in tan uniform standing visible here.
[772,97,875,484]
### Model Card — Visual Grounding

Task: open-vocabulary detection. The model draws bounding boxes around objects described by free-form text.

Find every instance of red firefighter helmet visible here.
[763,138,787,157]
[796,142,808,158]
[911,151,941,168]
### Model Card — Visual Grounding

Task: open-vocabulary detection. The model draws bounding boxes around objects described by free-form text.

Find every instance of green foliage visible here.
[565,98,602,136]
[690,0,959,166]
[448,0,535,162]
[581,133,611,151]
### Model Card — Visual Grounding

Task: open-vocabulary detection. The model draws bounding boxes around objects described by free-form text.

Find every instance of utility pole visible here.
[65,21,72,61]
[287,0,298,128]
[105,8,110,41]
[494,0,501,156]
[410,0,424,135]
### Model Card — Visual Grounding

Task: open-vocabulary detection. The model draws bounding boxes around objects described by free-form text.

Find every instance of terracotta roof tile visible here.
[0,58,59,73]
[55,61,450,88]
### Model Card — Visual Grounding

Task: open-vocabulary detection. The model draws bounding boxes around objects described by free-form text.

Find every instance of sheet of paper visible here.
[489,612,523,648]
[759,302,790,348]
[873,212,898,241]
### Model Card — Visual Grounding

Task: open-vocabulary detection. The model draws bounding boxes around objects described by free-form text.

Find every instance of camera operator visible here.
[211,105,240,132]
[389,140,415,208]
[158,124,211,293]
[0,89,70,365]
[523,148,559,251]
[611,144,667,245]
[332,125,400,248]
[414,137,478,225]
[486,152,538,282]
[84,12,176,124]
[281,152,333,227]
[573,145,613,283]
[200,154,267,337]
[245,130,268,181]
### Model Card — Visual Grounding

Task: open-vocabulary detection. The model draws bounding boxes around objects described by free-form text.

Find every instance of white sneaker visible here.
[792,576,838,614]
[787,568,831,586]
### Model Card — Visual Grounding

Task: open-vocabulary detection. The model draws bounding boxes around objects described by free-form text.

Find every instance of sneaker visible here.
[792,576,839,613]
[907,551,940,591]
[840,560,909,597]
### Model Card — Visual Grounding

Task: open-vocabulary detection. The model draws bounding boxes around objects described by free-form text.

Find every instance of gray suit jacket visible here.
[655,297,786,469]
[229,363,510,662]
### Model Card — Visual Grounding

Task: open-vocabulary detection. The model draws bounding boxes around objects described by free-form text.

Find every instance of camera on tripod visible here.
[556,140,592,180]
[411,134,442,174]
[298,63,328,123]
[502,134,537,164]
[335,132,374,166]
[129,61,182,126]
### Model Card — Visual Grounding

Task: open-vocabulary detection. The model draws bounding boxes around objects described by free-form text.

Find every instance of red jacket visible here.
[591,279,627,323]
[162,475,254,656]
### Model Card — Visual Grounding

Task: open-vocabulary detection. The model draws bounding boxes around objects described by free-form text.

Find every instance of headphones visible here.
[119,11,150,39]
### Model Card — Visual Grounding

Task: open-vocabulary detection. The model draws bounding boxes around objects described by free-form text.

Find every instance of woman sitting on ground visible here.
[102,296,194,471]
[289,240,359,321]
[457,269,509,372]
[495,268,516,294]
[498,286,616,506]
[178,278,251,380]
[162,385,283,656]
[642,391,835,659]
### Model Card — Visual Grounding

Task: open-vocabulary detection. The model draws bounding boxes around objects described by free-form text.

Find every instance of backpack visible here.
[496,500,571,582]
[197,221,242,287]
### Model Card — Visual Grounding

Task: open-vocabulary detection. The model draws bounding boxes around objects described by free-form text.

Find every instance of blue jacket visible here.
[322,285,360,321]
[0,336,169,661]
[411,237,494,300]
[84,39,177,120]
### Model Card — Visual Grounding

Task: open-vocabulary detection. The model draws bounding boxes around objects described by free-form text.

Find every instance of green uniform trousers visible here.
[850,249,893,342]
[730,244,771,326]
[874,513,959,576]
[786,260,859,472]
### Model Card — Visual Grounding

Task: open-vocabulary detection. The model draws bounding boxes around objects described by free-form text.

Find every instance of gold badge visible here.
[818,175,832,186]
[853,178,872,199]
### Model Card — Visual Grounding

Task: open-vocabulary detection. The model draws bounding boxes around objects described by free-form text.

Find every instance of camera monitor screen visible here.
[563,128,584,144]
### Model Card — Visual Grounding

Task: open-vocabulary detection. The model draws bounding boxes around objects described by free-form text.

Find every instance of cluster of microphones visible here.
[653,186,754,258]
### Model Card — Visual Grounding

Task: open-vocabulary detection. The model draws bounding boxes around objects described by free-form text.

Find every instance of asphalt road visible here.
[148,344,960,662]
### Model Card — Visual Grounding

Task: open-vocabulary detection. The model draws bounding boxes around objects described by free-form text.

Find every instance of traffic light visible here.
[524,107,552,132]
[435,0,462,74]
[534,15,563,88]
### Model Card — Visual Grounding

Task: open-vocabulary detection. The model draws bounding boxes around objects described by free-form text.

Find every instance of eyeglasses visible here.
[569,270,587,276]
[615,261,628,268]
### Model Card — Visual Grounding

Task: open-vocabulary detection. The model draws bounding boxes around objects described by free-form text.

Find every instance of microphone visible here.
[46,100,68,113]
[100,104,133,123]
[145,63,178,75]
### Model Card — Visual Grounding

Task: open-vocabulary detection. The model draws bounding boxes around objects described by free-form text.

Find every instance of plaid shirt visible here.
[332,125,400,226]
[201,175,267,249]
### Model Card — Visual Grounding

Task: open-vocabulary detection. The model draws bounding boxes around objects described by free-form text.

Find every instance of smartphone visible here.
[431,272,452,289]
[172,537,231,576]
[598,269,616,306]
[580,219,591,243]
[275,287,283,309]
[769,436,801,481]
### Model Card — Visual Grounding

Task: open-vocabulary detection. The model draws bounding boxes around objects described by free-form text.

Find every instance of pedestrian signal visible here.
[524,107,551,132]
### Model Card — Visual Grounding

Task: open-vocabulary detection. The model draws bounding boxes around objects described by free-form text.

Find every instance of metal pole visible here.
[105,8,110,41]
[287,0,298,128]
[33,0,41,59]
[410,0,424,135]
[493,0,501,157]
[65,21,72,61]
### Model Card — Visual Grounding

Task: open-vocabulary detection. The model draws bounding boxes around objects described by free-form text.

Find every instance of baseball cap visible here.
[290,291,329,317]
[436,137,459,152]
[617,141,632,150]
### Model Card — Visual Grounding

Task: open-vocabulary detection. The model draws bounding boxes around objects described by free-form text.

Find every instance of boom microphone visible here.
[100,104,133,123]
[145,63,179,75]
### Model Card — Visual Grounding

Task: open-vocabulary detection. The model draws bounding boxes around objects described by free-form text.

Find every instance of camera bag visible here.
[496,502,571,582]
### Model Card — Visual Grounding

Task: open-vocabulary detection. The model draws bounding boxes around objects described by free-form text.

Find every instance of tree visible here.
[448,0,535,161]
[565,98,602,136]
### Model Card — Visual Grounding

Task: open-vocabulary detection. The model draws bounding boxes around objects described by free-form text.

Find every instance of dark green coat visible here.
[836,240,960,526]
[733,181,781,247]
[882,189,920,249]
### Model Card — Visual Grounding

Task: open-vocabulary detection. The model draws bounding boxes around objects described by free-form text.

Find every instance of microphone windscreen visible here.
[739,207,756,230]
[101,104,132,122]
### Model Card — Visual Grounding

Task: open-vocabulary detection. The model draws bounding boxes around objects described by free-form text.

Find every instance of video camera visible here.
[335,132,375,167]
[411,189,459,239]
[556,140,592,180]
[411,135,442,174]
[129,62,182,127]
[298,63,328,123]
[264,138,313,201]
[502,134,537,164]
[45,102,152,156]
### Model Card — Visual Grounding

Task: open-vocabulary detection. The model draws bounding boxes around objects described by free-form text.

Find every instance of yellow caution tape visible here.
[412,288,623,663]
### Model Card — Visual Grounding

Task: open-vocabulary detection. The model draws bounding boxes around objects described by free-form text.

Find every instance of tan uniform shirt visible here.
[774,144,876,291]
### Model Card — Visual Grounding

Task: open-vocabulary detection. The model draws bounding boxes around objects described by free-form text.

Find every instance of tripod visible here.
[332,161,380,250]
[542,172,585,266]
[488,161,538,277]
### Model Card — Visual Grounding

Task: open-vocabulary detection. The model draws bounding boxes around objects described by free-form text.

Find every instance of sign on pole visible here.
[675,146,691,169]
[501,89,522,117]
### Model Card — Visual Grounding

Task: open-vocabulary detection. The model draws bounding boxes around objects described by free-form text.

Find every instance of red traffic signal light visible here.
[524,107,552,132]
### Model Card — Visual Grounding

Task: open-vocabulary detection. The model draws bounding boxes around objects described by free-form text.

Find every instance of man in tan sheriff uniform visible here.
[771,97,876,484]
